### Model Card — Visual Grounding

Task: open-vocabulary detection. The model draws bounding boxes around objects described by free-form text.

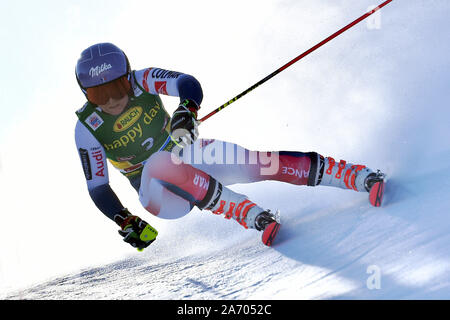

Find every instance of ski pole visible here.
[198,0,393,123]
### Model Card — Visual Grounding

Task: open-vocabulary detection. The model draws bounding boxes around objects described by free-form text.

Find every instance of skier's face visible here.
[98,95,129,115]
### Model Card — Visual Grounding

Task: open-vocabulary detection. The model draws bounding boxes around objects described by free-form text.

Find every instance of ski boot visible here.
[200,179,282,246]
[317,156,387,207]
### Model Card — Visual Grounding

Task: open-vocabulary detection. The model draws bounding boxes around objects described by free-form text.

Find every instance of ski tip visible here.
[262,222,281,247]
[369,180,385,207]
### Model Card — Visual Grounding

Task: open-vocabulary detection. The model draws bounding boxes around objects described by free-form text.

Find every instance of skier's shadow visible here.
[271,178,411,250]
[267,177,430,298]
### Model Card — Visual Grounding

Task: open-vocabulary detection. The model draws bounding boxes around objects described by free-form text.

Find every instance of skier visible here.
[75,43,385,250]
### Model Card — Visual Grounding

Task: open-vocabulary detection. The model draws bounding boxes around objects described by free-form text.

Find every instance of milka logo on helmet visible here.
[89,63,113,78]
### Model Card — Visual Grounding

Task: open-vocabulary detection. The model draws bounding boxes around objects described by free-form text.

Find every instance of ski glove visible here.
[170,99,199,147]
[114,209,158,251]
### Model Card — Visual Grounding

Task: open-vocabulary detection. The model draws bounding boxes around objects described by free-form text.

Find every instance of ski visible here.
[262,221,281,246]
[369,180,385,207]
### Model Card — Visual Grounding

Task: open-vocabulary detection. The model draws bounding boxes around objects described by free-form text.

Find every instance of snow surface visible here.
[1,1,450,299]
[4,174,450,299]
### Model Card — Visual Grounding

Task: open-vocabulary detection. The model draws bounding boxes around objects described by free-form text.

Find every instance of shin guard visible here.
[197,180,264,230]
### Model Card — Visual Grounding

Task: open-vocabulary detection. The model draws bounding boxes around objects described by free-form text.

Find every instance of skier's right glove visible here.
[114,209,158,251]
[170,99,200,147]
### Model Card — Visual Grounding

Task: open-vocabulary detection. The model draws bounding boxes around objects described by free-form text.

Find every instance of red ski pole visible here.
[199,0,393,123]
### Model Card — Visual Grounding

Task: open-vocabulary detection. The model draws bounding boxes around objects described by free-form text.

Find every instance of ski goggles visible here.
[86,75,131,105]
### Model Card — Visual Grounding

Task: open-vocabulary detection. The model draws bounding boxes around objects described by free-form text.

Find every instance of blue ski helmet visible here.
[75,43,131,94]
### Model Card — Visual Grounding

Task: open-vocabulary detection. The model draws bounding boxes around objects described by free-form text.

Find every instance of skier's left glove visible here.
[114,209,158,251]
[170,99,199,147]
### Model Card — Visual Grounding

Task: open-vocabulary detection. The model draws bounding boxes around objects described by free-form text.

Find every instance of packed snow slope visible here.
[5,166,450,299]
[5,170,450,299]
[2,1,450,299]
